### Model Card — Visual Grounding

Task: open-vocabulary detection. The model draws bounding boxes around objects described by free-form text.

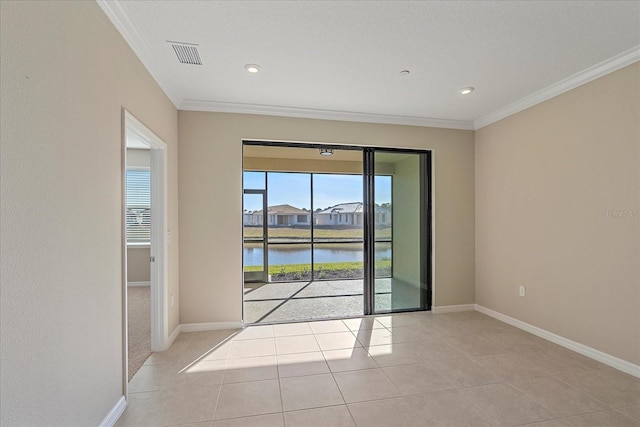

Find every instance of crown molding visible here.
[474,46,640,130]
[96,0,182,108]
[180,99,475,130]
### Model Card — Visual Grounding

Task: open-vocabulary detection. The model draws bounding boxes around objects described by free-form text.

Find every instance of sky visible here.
[243,172,391,211]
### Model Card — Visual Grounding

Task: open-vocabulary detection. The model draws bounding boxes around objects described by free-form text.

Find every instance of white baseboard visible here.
[99,396,127,427]
[166,325,181,348]
[432,304,475,313]
[180,321,243,332]
[127,281,150,287]
[475,304,640,379]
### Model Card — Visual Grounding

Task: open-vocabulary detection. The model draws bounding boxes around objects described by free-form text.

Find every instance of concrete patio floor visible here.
[244,279,409,324]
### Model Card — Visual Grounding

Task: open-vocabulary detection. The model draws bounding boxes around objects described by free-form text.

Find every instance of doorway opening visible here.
[122,111,169,389]
[242,141,431,324]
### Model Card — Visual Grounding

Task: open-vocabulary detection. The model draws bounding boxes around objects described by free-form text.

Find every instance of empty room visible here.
[1,1,638,426]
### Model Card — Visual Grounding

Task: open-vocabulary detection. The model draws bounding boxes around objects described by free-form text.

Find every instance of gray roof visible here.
[318,202,363,215]
[254,204,309,215]
[317,202,391,215]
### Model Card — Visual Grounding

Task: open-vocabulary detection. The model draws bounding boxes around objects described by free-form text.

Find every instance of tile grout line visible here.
[126,312,640,426]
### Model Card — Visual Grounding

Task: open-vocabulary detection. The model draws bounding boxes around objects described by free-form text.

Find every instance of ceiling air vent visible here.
[168,41,202,65]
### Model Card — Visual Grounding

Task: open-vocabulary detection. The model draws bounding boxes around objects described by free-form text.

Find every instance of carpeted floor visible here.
[127,286,151,381]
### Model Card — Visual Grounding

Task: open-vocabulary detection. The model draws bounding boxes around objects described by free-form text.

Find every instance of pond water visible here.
[244,243,391,266]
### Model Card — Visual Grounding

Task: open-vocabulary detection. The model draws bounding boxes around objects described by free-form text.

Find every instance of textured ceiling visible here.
[100,1,640,129]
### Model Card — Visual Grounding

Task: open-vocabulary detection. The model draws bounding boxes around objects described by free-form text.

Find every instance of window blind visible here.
[126,169,151,243]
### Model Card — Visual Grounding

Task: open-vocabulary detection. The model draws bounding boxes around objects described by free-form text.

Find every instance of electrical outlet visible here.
[519,286,526,297]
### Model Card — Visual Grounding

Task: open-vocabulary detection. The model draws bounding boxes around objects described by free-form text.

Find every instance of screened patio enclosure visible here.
[243,142,431,322]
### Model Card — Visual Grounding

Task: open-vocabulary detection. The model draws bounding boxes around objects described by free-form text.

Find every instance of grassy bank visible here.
[243,242,391,251]
[244,226,391,240]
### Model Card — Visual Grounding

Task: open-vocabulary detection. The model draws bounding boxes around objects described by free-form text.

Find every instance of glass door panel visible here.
[312,173,364,281]
[373,151,427,312]
[266,172,311,282]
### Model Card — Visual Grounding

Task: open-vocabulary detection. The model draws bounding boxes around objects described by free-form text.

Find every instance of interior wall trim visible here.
[99,396,127,427]
[96,0,182,107]
[475,304,640,379]
[474,46,640,129]
[127,281,150,287]
[180,99,475,130]
[431,304,476,313]
[165,325,181,351]
[180,321,244,332]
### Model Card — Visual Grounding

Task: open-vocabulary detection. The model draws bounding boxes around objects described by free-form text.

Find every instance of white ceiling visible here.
[99,1,640,130]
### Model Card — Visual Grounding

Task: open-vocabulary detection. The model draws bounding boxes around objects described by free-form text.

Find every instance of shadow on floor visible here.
[244,278,419,324]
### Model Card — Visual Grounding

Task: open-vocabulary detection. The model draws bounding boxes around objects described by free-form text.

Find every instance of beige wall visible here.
[392,155,422,287]
[179,112,475,324]
[0,2,178,426]
[244,157,363,174]
[127,247,151,283]
[475,63,640,365]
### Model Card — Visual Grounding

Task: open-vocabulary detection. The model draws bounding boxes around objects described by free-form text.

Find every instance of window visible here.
[126,169,151,243]
[297,214,307,223]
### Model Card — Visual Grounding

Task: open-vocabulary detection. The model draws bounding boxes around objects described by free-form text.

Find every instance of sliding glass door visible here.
[243,141,431,322]
[369,150,431,313]
[267,172,312,282]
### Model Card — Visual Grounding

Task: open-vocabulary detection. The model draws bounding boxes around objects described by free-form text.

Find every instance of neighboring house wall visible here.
[0,2,179,426]
[376,209,392,226]
[315,214,332,225]
[475,63,640,366]
[315,203,388,226]
[317,211,362,225]
[269,213,310,225]
[179,111,475,324]
[244,213,261,226]
[244,207,310,226]
[316,203,362,226]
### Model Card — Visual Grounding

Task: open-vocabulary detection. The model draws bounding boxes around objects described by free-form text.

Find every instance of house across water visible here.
[244,204,310,226]
[244,202,391,227]
[316,202,391,227]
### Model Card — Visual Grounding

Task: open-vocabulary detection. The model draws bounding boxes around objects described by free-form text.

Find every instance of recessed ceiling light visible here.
[244,64,261,73]
[459,87,475,95]
[400,70,410,76]
[319,148,334,156]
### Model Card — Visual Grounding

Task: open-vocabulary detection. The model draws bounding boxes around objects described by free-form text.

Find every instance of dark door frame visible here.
[243,189,268,283]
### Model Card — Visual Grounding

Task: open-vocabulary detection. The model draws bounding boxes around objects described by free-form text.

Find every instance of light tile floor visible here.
[117,311,640,427]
